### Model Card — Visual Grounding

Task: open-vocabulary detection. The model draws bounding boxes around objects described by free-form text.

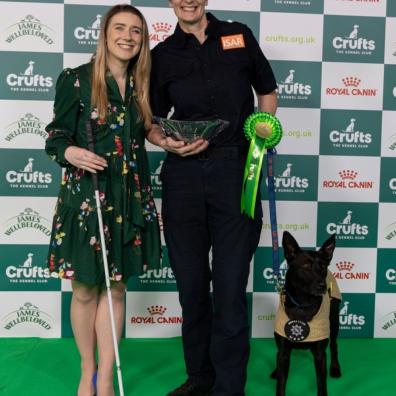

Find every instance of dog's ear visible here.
[319,234,336,262]
[282,231,301,261]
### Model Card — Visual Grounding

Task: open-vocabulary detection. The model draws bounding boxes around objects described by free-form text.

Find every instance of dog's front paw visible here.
[330,364,342,378]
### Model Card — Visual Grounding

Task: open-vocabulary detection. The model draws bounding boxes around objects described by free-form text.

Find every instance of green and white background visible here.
[0,0,395,340]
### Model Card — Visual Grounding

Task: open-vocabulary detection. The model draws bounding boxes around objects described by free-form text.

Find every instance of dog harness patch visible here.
[284,320,310,342]
[221,34,245,50]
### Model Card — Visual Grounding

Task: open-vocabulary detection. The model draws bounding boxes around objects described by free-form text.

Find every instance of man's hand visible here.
[64,146,108,173]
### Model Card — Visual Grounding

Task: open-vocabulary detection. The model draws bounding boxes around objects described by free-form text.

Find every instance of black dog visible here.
[271,231,341,396]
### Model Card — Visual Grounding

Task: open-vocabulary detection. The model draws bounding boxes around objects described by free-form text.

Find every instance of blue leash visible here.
[266,149,283,292]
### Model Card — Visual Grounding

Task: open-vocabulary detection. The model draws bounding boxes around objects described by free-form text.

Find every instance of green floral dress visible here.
[45,62,161,285]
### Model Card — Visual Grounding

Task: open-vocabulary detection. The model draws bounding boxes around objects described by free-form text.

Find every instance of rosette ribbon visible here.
[241,112,282,218]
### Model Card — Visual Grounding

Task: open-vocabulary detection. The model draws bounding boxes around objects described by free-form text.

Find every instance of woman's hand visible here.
[160,136,209,157]
[64,146,108,173]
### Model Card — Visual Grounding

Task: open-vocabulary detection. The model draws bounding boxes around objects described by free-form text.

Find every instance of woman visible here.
[147,1,277,395]
[45,5,160,396]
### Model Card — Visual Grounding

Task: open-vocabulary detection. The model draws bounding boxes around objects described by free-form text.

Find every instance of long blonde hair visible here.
[91,4,152,130]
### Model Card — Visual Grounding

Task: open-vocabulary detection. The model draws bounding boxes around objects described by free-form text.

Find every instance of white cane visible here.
[86,120,125,396]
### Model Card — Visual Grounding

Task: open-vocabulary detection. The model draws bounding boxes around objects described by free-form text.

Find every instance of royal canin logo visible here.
[333,261,370,280]
[322,170,373,189]
[150,22,172,43]
[326,77,377,97]
[130,305,182,325]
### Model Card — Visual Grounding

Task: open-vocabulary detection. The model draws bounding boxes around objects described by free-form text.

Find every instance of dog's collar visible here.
[285,289,318,308]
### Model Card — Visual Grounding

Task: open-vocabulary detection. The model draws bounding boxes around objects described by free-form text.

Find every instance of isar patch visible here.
[221,34,245,50]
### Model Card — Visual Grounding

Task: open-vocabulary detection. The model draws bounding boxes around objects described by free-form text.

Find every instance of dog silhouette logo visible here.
[22,61,35,76]
[343,118,356,133]
[348,25,359,39]
[91,15,102,29]
[20,253,34,268]
[341,211,352,224]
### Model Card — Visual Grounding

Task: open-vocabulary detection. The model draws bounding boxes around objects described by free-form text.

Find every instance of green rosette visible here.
[241,112,283,218]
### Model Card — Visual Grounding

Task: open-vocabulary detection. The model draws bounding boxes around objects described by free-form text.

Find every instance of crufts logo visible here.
[333,261,370,280]
[6,61,53,91]
[262,260,288,282]
[150,22,172,43]
[138,266,175,283]
[332,24,375,53]
[322,170,373,189]
[5,158,52,188]
[277,69,312,97]
[130,305,182,324]
[4,113,47,142]
[339,301,365,328]
[4,15,54,45]
[329,118,372,145]
[5,252,51,282]
[2,302,52,330]
[150,160,163,187]
[74,14,102,42]
[272,163,309,192]
[326,210,368,238]
[326,77,377,97]
[3,207,52,237]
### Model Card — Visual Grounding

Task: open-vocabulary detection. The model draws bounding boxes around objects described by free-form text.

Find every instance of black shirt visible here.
[150,13,277,148]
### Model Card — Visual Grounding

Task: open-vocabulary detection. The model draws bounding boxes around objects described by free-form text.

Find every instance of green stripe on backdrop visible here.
[0,338,394,396]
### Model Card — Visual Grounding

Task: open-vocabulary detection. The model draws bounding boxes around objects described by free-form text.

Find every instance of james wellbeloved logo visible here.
[324,15,385,63]
[4,113,47,142]
[130,305,182,325]
[322,170,374,190]
[149,22,172,44]
[383,222,396,242]
[2,208,51,237]
[2,302,52,331]
[380,311,396,332]
[326,76,377,98]
[4,15,54,45]
[333,261,370,281]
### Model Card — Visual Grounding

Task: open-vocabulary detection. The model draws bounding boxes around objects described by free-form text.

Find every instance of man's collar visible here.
[171,12,221,47]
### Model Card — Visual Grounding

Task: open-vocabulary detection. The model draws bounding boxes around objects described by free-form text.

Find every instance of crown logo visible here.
[342,77,361,87]
[152,22,172,33]
[339,170,357,180]
[336,261,354,271]
[147,305,167,315]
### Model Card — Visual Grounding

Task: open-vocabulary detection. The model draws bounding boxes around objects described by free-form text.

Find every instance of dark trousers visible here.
[161,151,262,396]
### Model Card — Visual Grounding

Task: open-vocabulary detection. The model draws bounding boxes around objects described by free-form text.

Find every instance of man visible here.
[147,1,277,395]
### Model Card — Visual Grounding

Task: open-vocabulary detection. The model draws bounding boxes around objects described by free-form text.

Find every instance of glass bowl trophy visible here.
[153,116,230,143]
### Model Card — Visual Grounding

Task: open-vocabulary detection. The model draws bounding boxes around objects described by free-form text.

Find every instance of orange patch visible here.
[221,34,245,50]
